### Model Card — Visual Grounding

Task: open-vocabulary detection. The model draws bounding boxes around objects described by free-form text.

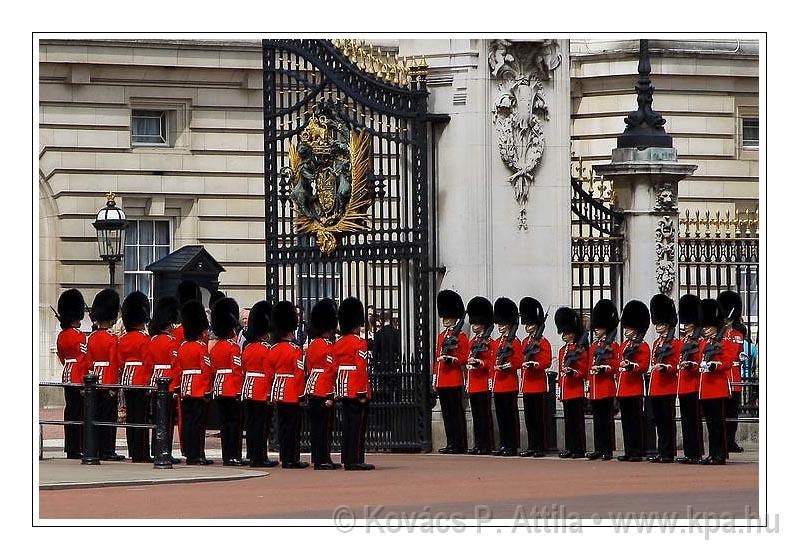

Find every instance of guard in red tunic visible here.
[117,291,152,462]
[519,297,552,457]
[240,300,279,468]
[698,298,737,465]
[305,299,340,470]
[176,300,213,465]
[492,297,522,456]
[648,294,681,463]
[554,307,589,459]
[465,296,496,455]
[617,300,650,462]
[433,290,468,454]
[269,301,308,469]
[334,297,374,470]
[172,280,208,346]
[146,296,181,464]
[85,289,123,461]
[55,289,87,459]
[210,297,244,466]
[586,299,619,461]
[676,294,704,464]
[718,290,746,453]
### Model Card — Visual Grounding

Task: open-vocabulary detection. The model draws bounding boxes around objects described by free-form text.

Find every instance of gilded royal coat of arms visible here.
[284,106,373,254]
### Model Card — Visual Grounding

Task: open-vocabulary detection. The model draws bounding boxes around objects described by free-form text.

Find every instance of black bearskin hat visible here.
[208,290,226,310]
[90,288,120,324]
[177,279,201,305]
[493,297,519,325]
[621,300,650,333]
[590,299,619,331]
[57,289,85,328]
[437,289,464,319]
[181,300,208,341]
[649,294,677,327]
[700,298,724,329]
[310,298,338,336]
[466,296,493,326]
[519,297,544,326]
[211,297,239,338]
[554,307,582,336]
[339,297,365,334]
[679,294,701,326]
[244,300,272,343]
[121,290,151,331]
[271,301,298,337]
[148,296,179,335]
[717,290,742,322]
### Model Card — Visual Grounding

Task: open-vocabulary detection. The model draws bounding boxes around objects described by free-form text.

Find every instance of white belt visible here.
[274,373,293,378]
[732,361,740,366]
[94,361,109,367]
[124,361,142,367]
[154,364,171,371]
[216,368,233,374]
[338,365,356,372]
[310,368,324,374]
[245,371,265,378]
[64,358,77,364]
[182,369,201,375]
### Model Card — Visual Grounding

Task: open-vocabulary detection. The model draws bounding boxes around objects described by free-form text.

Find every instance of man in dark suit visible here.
[373,311,401,400]
[294,305,308,347]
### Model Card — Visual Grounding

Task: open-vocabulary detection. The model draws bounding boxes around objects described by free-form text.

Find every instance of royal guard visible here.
[172,280,203,346]
[55,289,87,459]
[305,299,340,470]
[518,297,552,457]
[117,291,152,462]
[492,297,522,456]
[433,289,468,454]
[718,290,746,453]
[146,296,181,464]
[207,290,227,352]
[698,298,737,465]
[616,300,650,462]
[464,296,496,455]
[210,297,244,466]
[586,299,619,461]
[269,301,308,469]
[554,307,589,459]
[240,301,279,468]
[176,300,213,465]
[676,294,704,464]
[648,294,681,463]
[86,288,123,461]
[334,297,374,470]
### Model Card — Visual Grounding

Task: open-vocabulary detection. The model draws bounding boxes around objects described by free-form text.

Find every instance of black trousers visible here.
[590,397,615,455]
[650,395,677,459]
[563,397,587,455]
[151,395,178,459]
[63,386,83,457]
[276,402,302,464]
[619,396,644,458]
[678,393,704,459]
[468,392,494,452]
[97,389,118,458]
[216,396,243,462]
[726,391,742,448]
[308,395,335,465]
[522,392,547,452]
[244,400,274,463]
[125,390,151,460]
[180,397,209,462]
[702,398,727,461]
[438,386,468,451]
[493,392,520,451]
[341,398,368,465]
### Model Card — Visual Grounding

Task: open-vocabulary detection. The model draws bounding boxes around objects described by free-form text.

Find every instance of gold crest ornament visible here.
[284,105,373,255]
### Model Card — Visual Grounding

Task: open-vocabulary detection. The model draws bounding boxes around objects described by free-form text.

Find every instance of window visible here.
[742,117,759,149]
[124,220,171,302]
[131,110,168,145]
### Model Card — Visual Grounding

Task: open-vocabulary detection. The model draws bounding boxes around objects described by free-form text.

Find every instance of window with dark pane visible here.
[131,110,168,145]
[123,219,171,302]
[742,117,759,148]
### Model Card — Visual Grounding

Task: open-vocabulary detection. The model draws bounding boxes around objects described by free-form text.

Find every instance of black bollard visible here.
[152,377,173,469]
[545,371,559,453]
[81,374,100,465]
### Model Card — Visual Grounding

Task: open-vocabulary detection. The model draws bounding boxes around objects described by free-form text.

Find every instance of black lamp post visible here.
[92,192,128,288]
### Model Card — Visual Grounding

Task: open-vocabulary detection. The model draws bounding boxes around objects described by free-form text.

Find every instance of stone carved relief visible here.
[653,182,678,214]
[654,216,676,295]
[489,40,561,230]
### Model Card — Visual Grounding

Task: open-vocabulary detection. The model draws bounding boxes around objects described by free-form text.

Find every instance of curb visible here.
[40,469,268,491]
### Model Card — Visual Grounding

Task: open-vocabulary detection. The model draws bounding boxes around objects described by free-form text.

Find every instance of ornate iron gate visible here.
[262,39,433,451]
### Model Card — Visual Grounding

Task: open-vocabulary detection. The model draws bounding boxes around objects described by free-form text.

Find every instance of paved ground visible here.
[38,451,758,520]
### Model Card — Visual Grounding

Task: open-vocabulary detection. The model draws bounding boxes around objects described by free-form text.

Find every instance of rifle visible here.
[440,315,465,356]
[523,308,550,362]
[679,327,702,363]
[469,323,494,360]
[653,326,676,364]
[495,322,519,367]
[622,330,646,363]
[563,328,589,375]
[700,325,727,373]
[592,328,617,368]
[50,305,60,320]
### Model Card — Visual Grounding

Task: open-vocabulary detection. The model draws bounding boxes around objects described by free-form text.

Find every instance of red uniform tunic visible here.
[466,336,497,394]
[147,333,179,390]
[333,333,371,400]
[85,329,119,385]
[56,328,87,384]
[176,340,212,397]
[268,340,305,403]
[648,335,682,397]
[433,329,468,389]
[699,337,737,400]
[616,339,650,397]
[520,335,552,394]
[723,328,745,393]
[588,339,619,400]
[171,324,208,346]
[241,341,271,402]
[558,343,588,401]
[117,330,152,386]
[491,334,521,394]
[209,338,244,398]
[305,337,336,398]
[677,333,703,395]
